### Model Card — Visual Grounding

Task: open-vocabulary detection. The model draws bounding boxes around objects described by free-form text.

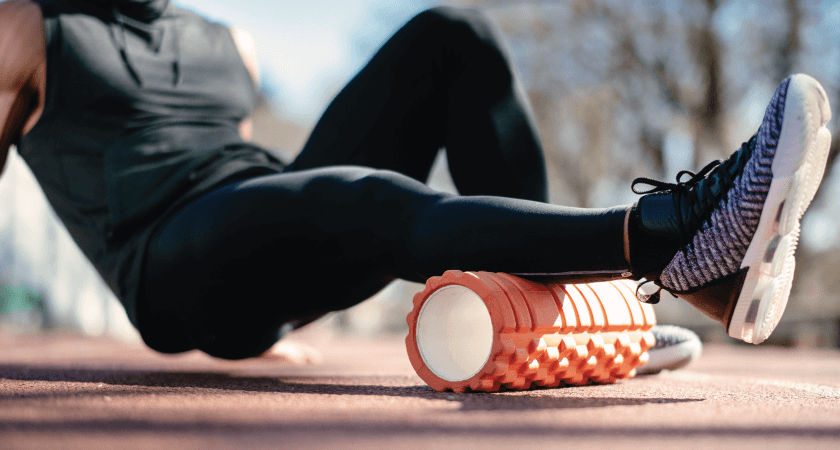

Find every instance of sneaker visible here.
[636,325,702,375]
[629,74,832,344]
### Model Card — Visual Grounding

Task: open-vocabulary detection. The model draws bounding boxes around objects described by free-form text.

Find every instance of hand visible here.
[256,340,323,365]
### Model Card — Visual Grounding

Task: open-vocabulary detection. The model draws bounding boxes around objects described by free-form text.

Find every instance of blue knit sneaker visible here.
[629,74,832,344]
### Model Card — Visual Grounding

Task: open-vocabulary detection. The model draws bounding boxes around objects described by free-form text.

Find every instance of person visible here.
[0,0,830,361]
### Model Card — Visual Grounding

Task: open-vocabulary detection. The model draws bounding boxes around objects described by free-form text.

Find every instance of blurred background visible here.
[2,0,840,347]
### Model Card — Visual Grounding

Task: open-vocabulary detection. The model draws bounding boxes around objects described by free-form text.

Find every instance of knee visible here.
[415,6,490,27]
[292,167,439,224]
[403,7,512,92]
[327,169,445,229]
[296,167,380,202]
[300,167,427,198]
[347,169,436,206]
[406,6,498,50]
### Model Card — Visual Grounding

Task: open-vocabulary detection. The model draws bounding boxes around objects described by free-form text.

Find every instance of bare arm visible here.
[229,27,260,142]
[0,0,45,176]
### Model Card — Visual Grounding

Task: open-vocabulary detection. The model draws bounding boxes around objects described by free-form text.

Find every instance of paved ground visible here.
[1,329,839,450]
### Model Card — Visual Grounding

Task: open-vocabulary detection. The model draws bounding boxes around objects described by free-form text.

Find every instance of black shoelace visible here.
[629,135,756,304]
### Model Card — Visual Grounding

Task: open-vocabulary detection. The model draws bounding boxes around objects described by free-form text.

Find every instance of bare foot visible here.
[257,340,323,365]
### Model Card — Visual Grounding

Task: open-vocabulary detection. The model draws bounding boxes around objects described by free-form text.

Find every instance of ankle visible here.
[626,202,680,279]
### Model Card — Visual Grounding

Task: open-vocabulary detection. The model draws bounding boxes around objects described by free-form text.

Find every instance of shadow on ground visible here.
[5,364,840,440]
[0,363,699,411]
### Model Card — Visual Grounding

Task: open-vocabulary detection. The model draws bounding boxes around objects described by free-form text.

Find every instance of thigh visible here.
[289,7,547,202]
[288,16,448,179]
[289,8,505,175]
[141,167,440,358]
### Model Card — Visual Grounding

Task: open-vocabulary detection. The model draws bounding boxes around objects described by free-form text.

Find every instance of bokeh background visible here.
[2,0,840,347]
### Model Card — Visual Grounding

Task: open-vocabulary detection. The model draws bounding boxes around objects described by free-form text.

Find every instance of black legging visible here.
[141,7,629,359]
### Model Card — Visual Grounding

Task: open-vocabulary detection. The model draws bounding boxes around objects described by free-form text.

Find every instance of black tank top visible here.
[18,0,283,328]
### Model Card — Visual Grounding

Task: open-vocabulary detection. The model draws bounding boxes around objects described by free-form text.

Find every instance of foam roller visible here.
[405,271,656,393]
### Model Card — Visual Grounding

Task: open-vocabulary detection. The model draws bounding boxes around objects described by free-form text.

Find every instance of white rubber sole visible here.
[728,74,832,344]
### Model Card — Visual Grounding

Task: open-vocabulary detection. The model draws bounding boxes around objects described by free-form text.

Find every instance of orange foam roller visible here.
[405,271,656,393]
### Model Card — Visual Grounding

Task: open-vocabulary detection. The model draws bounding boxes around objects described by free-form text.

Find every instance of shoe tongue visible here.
[689,175,724,221]
[689,141,751,223]
[639,163,733,240]
[628,199,682,277]
[636,192,691,237]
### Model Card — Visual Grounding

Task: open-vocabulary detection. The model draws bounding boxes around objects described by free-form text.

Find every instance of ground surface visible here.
[1,330,839,449]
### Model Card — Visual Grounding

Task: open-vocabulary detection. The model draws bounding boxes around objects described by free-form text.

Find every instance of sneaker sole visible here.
[636,330,702,375]
[728,74,832,344]
[406,271,655,392]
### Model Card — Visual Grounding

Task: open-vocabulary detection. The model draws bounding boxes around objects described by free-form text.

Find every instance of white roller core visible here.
[415,285,494,381]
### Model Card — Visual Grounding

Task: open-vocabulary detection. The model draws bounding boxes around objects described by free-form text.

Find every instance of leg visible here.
[140,168,627,359]
[290,7,548,202]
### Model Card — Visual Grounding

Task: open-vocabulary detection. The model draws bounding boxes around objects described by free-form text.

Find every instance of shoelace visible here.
[629,136,756,303]
[635,279,661,304]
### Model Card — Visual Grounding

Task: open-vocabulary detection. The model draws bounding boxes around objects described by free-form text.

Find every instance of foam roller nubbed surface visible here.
[406,271,656,393]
